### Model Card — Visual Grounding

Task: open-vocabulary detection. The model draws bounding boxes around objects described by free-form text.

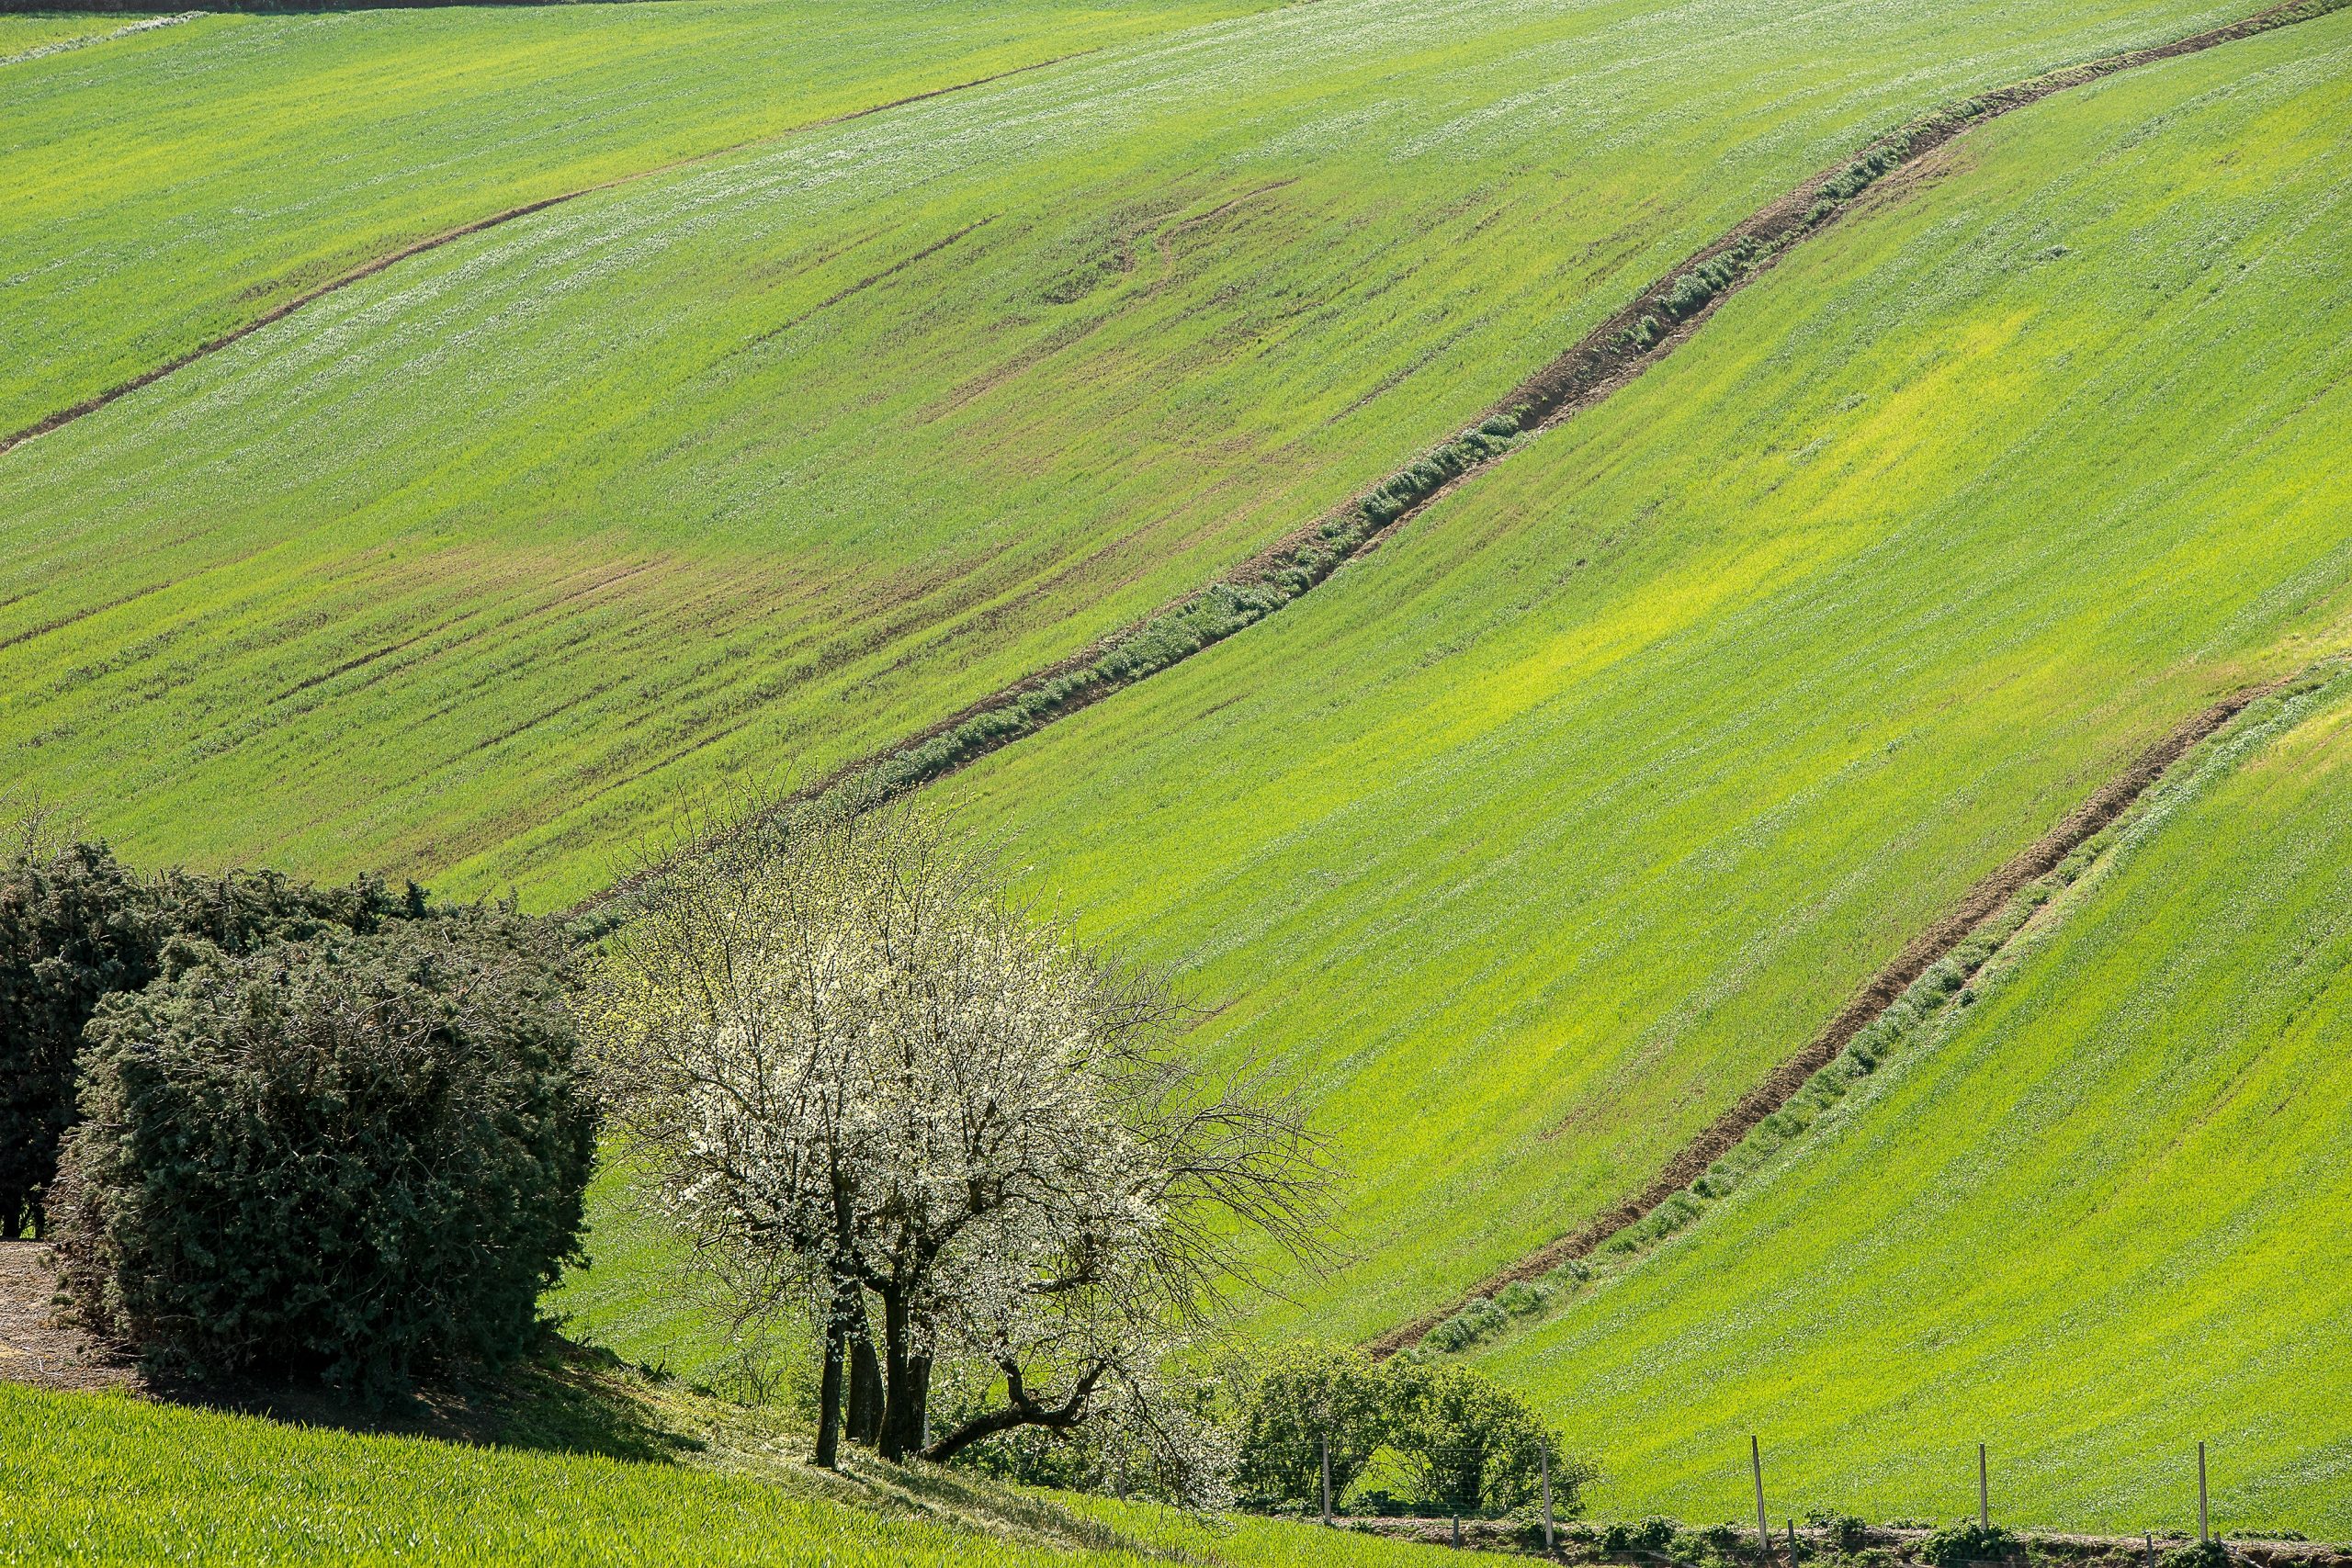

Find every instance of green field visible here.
[1465,672,2352,1532]
[949,3,2352,1361]
[0,0,1261,437]
[0,1383,1458,1566]
[8,0,2352,1544]
[0,0,2269,908]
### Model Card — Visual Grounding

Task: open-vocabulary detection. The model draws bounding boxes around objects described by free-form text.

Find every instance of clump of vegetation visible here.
[0,812,436,1240]
[1920,1520,2021,1567]
[53,916,595,1400]
[1227,1342,1593,1520]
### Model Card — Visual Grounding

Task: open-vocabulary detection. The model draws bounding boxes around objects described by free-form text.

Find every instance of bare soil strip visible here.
[1364,672,2298,1358]
[696,0,2346,857]
[0,50,1097,460]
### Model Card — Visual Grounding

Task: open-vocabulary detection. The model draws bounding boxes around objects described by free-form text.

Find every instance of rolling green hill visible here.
[947,0,2352,1387]
[0,0,2269,908]
[1465,671,2352,1533]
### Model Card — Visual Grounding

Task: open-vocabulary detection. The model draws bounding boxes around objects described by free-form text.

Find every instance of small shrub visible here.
[1229,1343,1400,1508]
[1808,1513,1871,1552]
[53,919,595,1399]
[2161,1541,2231,1568]
[1921,1520,2020,1568]
[1700,1521,1747,1555]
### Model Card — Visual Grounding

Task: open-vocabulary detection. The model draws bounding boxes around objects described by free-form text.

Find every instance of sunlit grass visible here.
[936,4,2352,1483]
[1466,673,2352,1534]
[0,0,2264,907]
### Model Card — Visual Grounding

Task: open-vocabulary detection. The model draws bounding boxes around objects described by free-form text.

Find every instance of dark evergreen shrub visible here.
[52,919,596,1398]
[0,822,439,1240]
[0,835,158,1238]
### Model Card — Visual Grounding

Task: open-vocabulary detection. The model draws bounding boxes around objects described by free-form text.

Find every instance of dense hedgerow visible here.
[0,822,435,1239]
[53,918,597,1398]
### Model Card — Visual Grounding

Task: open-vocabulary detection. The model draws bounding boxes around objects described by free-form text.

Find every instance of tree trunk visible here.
[876,1287,932,1462]
[847,1322,884,1447]
[813,1290,847,1469]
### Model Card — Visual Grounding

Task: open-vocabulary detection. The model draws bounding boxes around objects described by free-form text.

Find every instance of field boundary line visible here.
[0,49,1100,460]
[1364,665,2317,1358]
[0,11,198,69]
[572,0,2348,916]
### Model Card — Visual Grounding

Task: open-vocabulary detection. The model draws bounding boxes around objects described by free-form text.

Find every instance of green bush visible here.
[0,822,435,1240]
[1919,1521,2020,1567]
[1231,1343,1401,1508]
[1389,1361,1589,1516]
[53,919,596,1398]
[2162,1541,2232,1568]
[0,835,158,1238]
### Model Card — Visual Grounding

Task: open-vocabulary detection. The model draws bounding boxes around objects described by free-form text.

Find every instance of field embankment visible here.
[941,0,2352,1415]
[781,0,2352,826]
[1371,665,2301,1357]
[0,0,2278,908]
[1464,671,2352,1531]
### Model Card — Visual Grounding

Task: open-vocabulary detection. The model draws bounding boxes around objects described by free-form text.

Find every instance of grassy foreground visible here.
[1465,674,2352,1534]
[0,1382,1453,1566]
[944,10,2352,1355]
[0,0,2268,906]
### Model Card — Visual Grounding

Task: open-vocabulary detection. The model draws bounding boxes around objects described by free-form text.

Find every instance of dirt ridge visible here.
[661,0,2346,867]
[0,50,1098,459]
[1364,672,2297,1358]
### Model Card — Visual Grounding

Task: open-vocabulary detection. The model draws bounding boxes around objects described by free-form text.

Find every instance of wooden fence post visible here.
[1320,1434,1332,1526]
[2198,1442,2209,1543]
[1979,1444,1989,1530]
[1752,1437,1771,1560]
[1543,1446,1555,1551]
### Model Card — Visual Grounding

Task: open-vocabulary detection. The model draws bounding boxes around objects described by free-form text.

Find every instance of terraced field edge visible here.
[0,50,1098,459]
[752,0,2349,839]
[1365,663,2324,1358]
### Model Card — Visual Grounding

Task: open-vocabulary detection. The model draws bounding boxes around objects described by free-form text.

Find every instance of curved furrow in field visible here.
[1365,664,2322,1357]
[0,51,1095,460]
[678,0,2347,852]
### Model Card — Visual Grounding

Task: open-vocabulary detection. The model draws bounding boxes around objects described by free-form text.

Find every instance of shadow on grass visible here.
[147,1337,703,1465]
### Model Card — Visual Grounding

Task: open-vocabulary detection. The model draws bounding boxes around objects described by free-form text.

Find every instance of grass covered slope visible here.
[0,0,1256,436]
[0,0,2277,908]
[944,13,2352,1347]
[1470,675,2352,1534]
[0,1384,1459,1565]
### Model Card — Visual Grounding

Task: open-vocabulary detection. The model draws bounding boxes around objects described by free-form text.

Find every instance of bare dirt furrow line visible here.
[0,50,1098,461]
[1364,671,2300,1359]
[620,0,2345,880]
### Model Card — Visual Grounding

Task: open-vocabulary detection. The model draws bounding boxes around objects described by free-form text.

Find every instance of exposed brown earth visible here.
[1337,1517,2351,1566]
[0,1240,132,1394]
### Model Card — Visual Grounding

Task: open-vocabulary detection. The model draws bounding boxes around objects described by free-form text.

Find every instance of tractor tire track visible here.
[1364,670,2300,1359]
[655,0,2347,863]
[0,50,1097,460]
